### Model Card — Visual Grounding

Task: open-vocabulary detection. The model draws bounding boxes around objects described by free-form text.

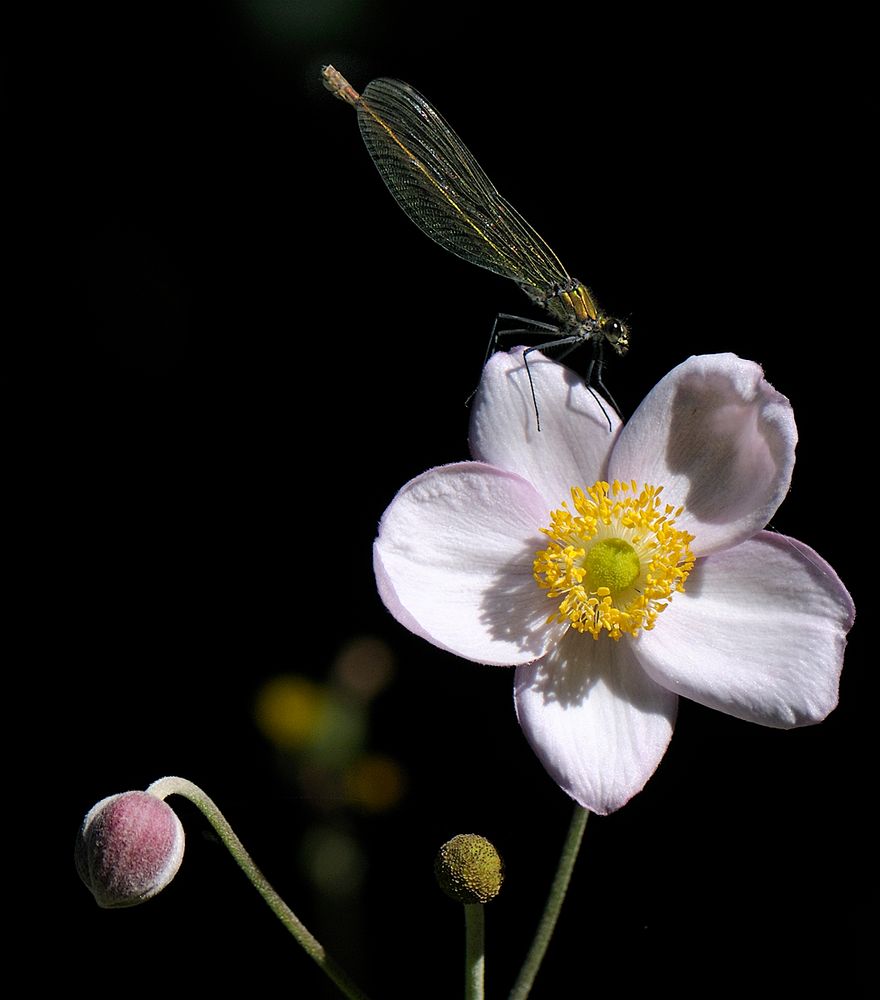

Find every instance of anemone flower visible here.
[373,350,854,814]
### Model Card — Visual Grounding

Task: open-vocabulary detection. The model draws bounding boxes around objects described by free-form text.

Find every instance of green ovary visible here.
[583,538,640,594]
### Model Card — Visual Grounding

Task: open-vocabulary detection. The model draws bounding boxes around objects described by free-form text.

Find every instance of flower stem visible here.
[146,776,370,1000]
[464,903,485,1000]
[508,804,590,1000]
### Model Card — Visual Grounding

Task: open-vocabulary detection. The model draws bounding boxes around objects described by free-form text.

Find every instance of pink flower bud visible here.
[75,791,185,908]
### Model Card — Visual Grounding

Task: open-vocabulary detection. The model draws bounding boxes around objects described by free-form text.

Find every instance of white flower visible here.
[373,350,855,814]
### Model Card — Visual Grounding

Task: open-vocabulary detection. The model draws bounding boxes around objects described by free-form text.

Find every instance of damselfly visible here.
[322,65,630,428]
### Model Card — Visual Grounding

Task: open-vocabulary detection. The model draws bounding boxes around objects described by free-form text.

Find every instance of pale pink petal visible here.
[636,532,855,728]
[608,353,796,556]
[514,630,678,814]
[469,349,621,512]
[374,462,560,665]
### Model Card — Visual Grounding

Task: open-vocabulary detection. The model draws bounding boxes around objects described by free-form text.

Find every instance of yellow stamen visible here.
[533,480,695,640]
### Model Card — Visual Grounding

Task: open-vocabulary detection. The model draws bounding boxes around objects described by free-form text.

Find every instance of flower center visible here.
[533,480,695,640]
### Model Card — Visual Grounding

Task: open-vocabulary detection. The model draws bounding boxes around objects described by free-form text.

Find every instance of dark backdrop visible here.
[10,2,868,995]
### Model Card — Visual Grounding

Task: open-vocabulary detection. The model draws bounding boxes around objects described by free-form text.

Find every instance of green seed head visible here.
[434,833,504,904]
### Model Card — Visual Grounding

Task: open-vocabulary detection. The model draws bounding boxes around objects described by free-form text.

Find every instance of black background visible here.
[11,2,869,995]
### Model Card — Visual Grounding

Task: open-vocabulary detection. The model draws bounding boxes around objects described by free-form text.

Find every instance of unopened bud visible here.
[434,833,503,904]
[75,790,185,908]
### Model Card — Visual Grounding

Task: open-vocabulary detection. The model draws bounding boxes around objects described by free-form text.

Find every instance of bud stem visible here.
[508,804,590,999]
[146,776,370,1000]
[464,902,485,1000]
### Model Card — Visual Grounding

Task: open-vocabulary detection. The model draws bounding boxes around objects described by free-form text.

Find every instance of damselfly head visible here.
[600,316,630,356]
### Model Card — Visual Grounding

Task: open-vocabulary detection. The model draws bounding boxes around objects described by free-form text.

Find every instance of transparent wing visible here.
[357,78,573,291]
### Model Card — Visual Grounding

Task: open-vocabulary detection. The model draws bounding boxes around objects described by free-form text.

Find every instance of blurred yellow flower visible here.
[343,754,406,812]
[253,675,325,751]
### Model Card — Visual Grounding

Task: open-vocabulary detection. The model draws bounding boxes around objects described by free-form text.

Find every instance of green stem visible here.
[146,776,370,1000]
[508,804,590,1000]
[464,903,485,1000]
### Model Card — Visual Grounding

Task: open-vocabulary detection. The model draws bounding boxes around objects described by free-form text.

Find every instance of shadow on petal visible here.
[665,369,791,525]
[500,351,616,433]
[476,540,561,661]
[523,629,672,717]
